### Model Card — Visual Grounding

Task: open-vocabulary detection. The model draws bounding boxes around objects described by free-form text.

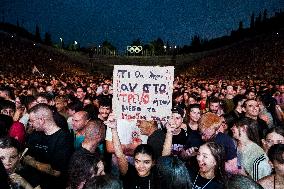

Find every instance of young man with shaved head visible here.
[21,104,74,189]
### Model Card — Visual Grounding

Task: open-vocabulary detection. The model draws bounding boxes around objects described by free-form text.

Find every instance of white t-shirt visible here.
[105,119,147,144]
[19,113,29,128]
[67,116,73,131]
[105,119,147,173]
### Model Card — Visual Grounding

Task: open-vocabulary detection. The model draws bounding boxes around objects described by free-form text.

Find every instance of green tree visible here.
[102,40,116,55]
[35,24,41,42]
[44,32,52,46]
[131,39,142,46]
[102,40,116,50]
[250,13,255,29]
[255,12,262,29]
[150,38,164,55]
[263,9,268,22]
[238,21,243,30]
[191,35,202,52]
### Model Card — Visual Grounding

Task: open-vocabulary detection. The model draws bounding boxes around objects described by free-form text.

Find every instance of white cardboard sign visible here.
[113,65,174,121]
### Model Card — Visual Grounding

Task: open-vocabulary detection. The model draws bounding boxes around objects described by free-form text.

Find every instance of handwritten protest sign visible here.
[113,65,174,121]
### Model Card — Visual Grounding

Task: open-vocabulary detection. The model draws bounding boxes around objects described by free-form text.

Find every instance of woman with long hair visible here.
[105,114,156,189]
[231,117,271,181]
[190,142,227,189]
[186,104,201,132]
[257,93,282,128]
[67,152,105,189]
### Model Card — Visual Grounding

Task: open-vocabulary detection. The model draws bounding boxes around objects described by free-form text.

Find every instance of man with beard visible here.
[98,99,111,122]
[96,83,112,103]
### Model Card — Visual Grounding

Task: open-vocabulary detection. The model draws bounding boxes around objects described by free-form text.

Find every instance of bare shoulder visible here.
[257,175,274,189]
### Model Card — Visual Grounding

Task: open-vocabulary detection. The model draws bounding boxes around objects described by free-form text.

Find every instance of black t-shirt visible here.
[52,109,69,131]
[121,164,156,189]
[185,129,204,170]
[147,129,166,158]
[22,129,74,189]
[172,129,188,156]
[214,132,237,161]
[188,169,224,189]
[185,128,204,149]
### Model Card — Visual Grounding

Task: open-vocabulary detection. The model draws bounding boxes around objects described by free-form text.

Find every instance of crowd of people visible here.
[181,30,284,81]
[0,32,88,77]
[0,71,283,189]
[0,30,284,189]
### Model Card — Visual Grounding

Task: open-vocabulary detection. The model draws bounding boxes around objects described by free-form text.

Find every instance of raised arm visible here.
[105,114,129,175]
[162,121,175,156]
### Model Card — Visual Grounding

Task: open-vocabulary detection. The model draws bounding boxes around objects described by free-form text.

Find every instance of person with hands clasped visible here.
[105,113,157,189]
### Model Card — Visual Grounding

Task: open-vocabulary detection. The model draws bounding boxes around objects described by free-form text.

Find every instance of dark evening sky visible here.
[1,0,283,50]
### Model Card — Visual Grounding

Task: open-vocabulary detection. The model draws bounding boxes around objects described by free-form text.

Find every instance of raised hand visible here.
[104,113,117,129]
[185,147,199,157]
[9,173,33,189]
[22,155,36,167]
[165,118,176,135]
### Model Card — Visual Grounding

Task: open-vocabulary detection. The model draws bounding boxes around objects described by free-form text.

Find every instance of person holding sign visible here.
[105,114,156,189]
[105,113,145,177]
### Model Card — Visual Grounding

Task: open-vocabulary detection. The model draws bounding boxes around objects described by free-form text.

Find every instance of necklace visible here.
[192,173,214,189]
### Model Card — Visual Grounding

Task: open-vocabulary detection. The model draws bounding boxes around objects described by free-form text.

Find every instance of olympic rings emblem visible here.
[127,46,143,53]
